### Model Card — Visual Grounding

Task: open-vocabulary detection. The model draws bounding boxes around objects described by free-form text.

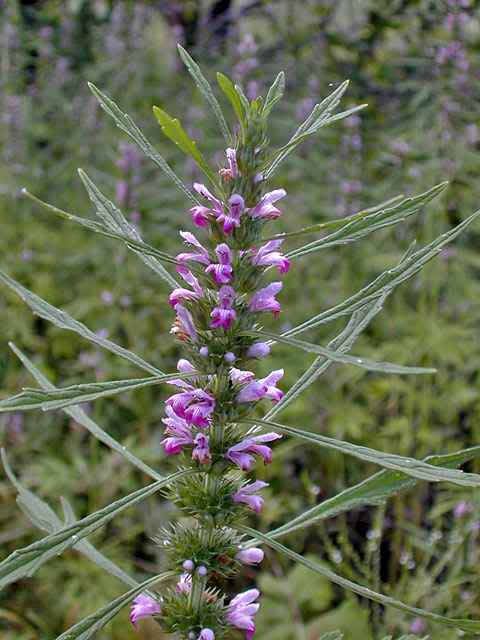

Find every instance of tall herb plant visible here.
[1,46,480,639]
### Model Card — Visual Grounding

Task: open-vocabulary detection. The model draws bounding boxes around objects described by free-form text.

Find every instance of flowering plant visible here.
[1,45,480,639]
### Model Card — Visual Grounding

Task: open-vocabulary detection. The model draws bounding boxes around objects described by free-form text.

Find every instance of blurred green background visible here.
[1,1,480,638]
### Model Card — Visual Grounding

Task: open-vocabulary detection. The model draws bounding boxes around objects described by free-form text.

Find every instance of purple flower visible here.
[237,369,284,404]
[192,433,211,464]
[174,305,198,342]
[250,240,290,274]
[249,189,286,220]
[169,267,204,307]
[454,501,473,518]
[249,282,282,315]
[210,285,237,330]
[190,205,211,227]
[161,406,193,455]
[199,629,215,640]
[226,589,260,640]
[246,342,271,359]
[115,180,129,206]
[217,194,245,234]
[205,243,234,284]
[177,231,210,266]
[193,183,224,227]
[236,547,264,565]
[230,367,255,385]
[226,433,282,470]
[177,358,196,374]
[233,480,268,513]
[166,382,215,428]
[130,594,161,626]
[410,617,427,634]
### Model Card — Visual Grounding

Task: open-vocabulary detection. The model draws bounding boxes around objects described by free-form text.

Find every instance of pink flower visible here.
[190,205,211,227]
[210,285,237,330]
[217,194,245,234]
[249,189,286,220]
[193,183,224,216]
[176,231,210,266]
[176,572,192,594]
[130,594,161,626]
[205,243,233,284]
[169,267,204,307]
[226,589,260,640]
[174,305,198,342]
[161,405,193,455]
[250,240,290,274]
[166,382,216,428]
[199,629,215,640]
[192,433,211,464]
[226,433,282,471]
[248,282,282,315]
[236,547,264,565]
[233,480,268,513]
[246,342,271,359]
[236,369,284,404]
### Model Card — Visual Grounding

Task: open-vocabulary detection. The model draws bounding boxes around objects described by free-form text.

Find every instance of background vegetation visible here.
[1,1,480,638]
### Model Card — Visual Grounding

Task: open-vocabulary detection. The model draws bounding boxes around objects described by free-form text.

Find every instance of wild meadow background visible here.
[1,1,480,638]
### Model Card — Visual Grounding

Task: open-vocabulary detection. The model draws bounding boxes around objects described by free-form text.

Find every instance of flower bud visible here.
[236,547,264,565]
[182,559,195,572]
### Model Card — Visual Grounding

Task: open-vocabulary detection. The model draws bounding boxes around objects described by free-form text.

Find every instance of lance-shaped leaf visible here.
[239,526,480,634]
[0,371,193,412]
[22,187,180,289]
[153,105,219,187]
[56,572,174,640]
[88,82,198,204]
[78,170,180,287]
[263,71,286,117]
[177,44,230,142]
[0,270,163,376]
[284,208,480,339]
[266,296,388,419]
[2,452,138,588]
[286,182,448,259]
[259,444,480,541]
[265,81,367,178]
[241,418,480,487]
[0,453,192,590]
[216,72,247,129]
[10,342,162,481]
[250,329,435,376]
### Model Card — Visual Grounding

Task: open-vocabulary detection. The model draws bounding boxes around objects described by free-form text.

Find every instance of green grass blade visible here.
[287,182,448,258]
[284,208,480,339]
[177,44,230,142]
[55,572,174,640]
[261,444,480,540]
[241,418,480,487]
[9,343,162,481]
[78,170,180,288]
[0,371,192,412]
[88,82,198,204]
[23,187,180,288]
[251,329,435,375]
[239,526,480,634]
[0,270,163,376]
[0,453,192,590]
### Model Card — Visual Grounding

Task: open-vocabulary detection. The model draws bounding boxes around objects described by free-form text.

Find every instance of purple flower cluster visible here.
[132,146,289,638]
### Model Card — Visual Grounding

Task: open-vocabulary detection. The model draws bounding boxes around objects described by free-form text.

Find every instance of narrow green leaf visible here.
[287,182,448,258]
[153,105,219,186]
[87,82,198,204]
[0,371,193,412]
[10,343,163,481]
[0,270,163,376]
[240,526,480,633]
[78,170,180,287]
[216,72,246,127]
[55,572,173,640]
[0,453,192,590]
[263,71,286,117]
[261,444,480,540]
[284,208,480,339]
[251,329,436,376]
[177,44,230,142]
[22,187,180,288]
[241,418,480,487]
